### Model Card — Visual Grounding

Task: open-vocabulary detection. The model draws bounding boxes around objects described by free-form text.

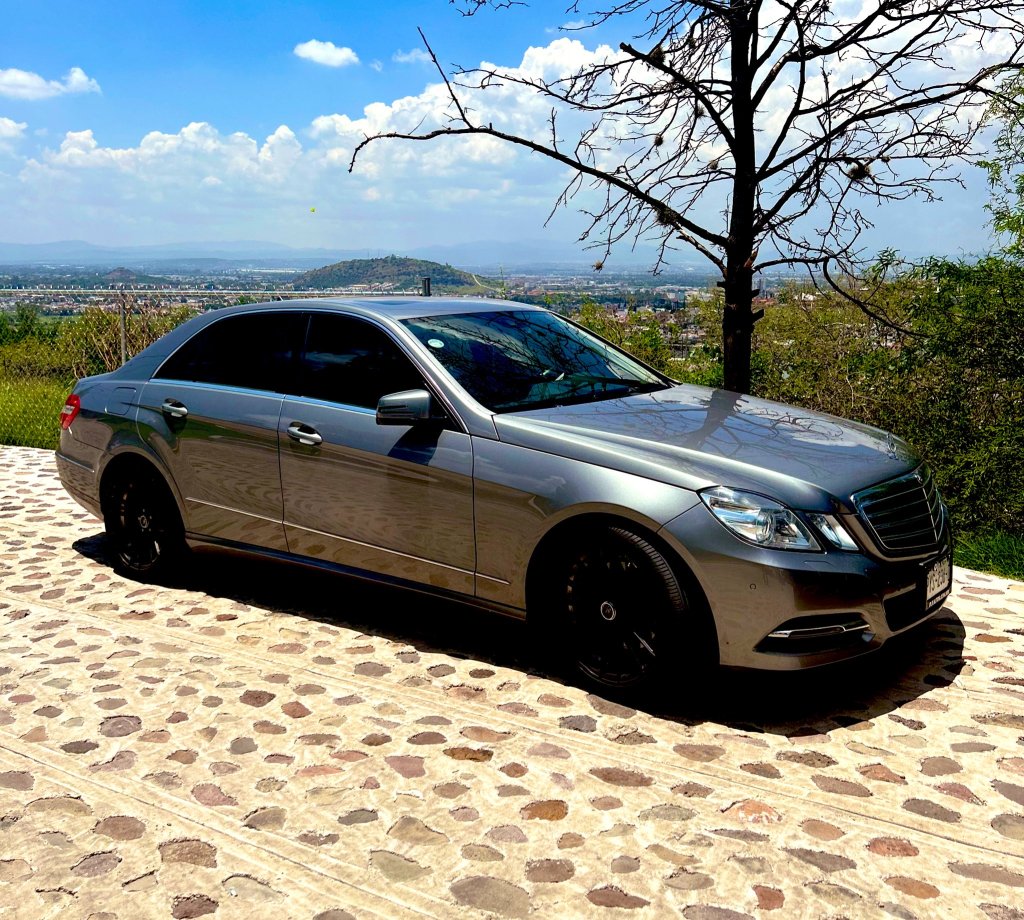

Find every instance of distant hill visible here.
[293,255,495,293]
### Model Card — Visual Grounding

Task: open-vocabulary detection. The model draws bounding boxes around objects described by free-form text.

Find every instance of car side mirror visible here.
[376,389,435,425]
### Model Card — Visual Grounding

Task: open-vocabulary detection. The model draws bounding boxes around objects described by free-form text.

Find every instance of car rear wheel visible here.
[106,472,185,579]
[561,526,690,689]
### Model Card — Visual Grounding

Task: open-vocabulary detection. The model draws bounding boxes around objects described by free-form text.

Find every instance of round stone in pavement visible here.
[71,852,122,877]
[525,859,574,883]
[171,894,218,919]
[93,816,145,840]
[587,886,650,909]
[370,850,431,882]
[451,877,531,918]
[159,839,218,868]
[992,814,1024,841]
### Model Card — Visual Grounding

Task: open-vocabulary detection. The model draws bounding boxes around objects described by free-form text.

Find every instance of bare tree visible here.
[350,1,1024,393]
[981,71,1024,257]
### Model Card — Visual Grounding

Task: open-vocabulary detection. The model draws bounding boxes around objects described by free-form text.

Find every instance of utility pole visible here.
[118,287,128,366]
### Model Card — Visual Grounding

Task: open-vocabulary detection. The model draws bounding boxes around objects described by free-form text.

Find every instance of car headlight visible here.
[700,486,820,551]
[807,513,859,551]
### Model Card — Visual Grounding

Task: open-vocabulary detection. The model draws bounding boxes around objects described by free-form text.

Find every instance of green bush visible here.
[573,299,675,371]
[572,297,724,385]
[0,337,77,382]
[0,376,68,450]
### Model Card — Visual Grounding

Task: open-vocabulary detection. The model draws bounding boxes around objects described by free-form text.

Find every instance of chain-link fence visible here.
[0,296,195,450]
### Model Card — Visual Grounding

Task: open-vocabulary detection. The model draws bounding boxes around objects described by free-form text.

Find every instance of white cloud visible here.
[392,48,431,65]
[0,66,100,101]
[0,34,997,255]
[0,117,27,140]
[370,60,383,73]
[293,40,359,68]
[1,39,632,247]
[29,121,305,188]
[0,116,27,153]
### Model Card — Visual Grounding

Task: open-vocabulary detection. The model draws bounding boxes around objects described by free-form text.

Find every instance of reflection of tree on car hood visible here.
[495,384,916,511]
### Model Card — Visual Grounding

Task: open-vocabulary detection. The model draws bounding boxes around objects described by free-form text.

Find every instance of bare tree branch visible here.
[349,0,1024,392]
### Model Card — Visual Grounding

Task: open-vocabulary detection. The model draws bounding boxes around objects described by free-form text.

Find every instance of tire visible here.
[105,471,186,580]
[559,526,691,690]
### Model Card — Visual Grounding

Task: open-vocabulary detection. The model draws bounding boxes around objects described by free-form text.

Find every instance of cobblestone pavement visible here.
[1,445,1023,920]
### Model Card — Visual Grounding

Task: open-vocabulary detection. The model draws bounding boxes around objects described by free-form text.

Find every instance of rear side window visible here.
[299,313,424,409]
[156,312,306,392]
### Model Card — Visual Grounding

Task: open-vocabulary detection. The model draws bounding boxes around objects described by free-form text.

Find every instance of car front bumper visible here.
[659,503,952,670]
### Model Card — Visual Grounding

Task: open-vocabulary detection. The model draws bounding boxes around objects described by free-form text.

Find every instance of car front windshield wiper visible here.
[573,376,667,392]
[494,376,670,412]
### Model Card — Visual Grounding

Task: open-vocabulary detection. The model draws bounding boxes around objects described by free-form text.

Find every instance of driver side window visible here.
[299,314,425,409]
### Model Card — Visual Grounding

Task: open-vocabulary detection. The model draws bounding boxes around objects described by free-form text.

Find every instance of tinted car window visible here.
[299,314,424,409]
[402,310,667,411]
[156,311,306,392]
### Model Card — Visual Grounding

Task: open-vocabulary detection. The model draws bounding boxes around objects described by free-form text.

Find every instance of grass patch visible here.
[0,376,69,451]
[954,530,1024,582]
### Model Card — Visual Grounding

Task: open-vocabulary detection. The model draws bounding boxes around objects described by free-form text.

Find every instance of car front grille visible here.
[853,465,944,555]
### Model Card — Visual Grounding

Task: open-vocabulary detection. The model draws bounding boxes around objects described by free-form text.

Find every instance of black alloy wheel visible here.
[563,526,687,689]
[106,474,184,579]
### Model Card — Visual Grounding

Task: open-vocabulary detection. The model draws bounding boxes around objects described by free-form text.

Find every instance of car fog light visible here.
[807,513,859,550]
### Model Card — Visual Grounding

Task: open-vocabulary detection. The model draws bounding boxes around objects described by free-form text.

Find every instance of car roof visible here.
[111,296,553,384]
[216,296,547,322]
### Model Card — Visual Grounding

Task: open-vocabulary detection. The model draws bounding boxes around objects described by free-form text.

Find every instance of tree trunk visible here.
[722,1,757,396]
[722,264,755,393]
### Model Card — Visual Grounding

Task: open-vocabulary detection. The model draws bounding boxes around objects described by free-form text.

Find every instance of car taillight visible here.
[60,394,81,430]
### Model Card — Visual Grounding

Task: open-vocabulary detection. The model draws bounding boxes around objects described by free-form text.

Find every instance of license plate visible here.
[925,554,952,607]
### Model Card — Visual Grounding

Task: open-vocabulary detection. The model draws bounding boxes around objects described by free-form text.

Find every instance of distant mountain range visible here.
[0,238,953,275]
[0,238,692,272]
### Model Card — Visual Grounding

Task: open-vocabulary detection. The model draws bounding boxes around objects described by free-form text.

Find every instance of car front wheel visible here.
[561,525,691,689]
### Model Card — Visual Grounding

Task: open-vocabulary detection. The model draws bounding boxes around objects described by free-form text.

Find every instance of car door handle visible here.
[287,422,323,446]
[161,398,188,419]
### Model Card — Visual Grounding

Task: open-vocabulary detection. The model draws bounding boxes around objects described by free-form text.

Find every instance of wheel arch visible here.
[99,449,184,525]
[525,511,715,640]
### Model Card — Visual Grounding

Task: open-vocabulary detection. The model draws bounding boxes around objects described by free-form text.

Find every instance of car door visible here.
[138,310,306,550]
[279,311,475,594]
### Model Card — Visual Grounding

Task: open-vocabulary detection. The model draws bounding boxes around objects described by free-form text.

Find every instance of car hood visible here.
[493,384,918,512]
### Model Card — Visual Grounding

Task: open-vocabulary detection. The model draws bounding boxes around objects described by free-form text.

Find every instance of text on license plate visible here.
[925,555,952,606]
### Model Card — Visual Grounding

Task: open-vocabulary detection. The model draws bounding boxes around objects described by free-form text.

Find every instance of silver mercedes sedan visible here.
[56,298,952,688]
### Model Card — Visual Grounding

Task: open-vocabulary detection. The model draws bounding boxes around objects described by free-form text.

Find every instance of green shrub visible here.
[0,376,68,450]
[0,337,77,382]
[573,299,675,371]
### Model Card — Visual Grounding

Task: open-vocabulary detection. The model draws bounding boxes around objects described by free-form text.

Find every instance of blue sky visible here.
[2,1,563,148]
[0,1,1004,265]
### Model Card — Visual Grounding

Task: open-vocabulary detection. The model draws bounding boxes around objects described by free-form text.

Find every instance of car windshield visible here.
[402,309,671,412]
